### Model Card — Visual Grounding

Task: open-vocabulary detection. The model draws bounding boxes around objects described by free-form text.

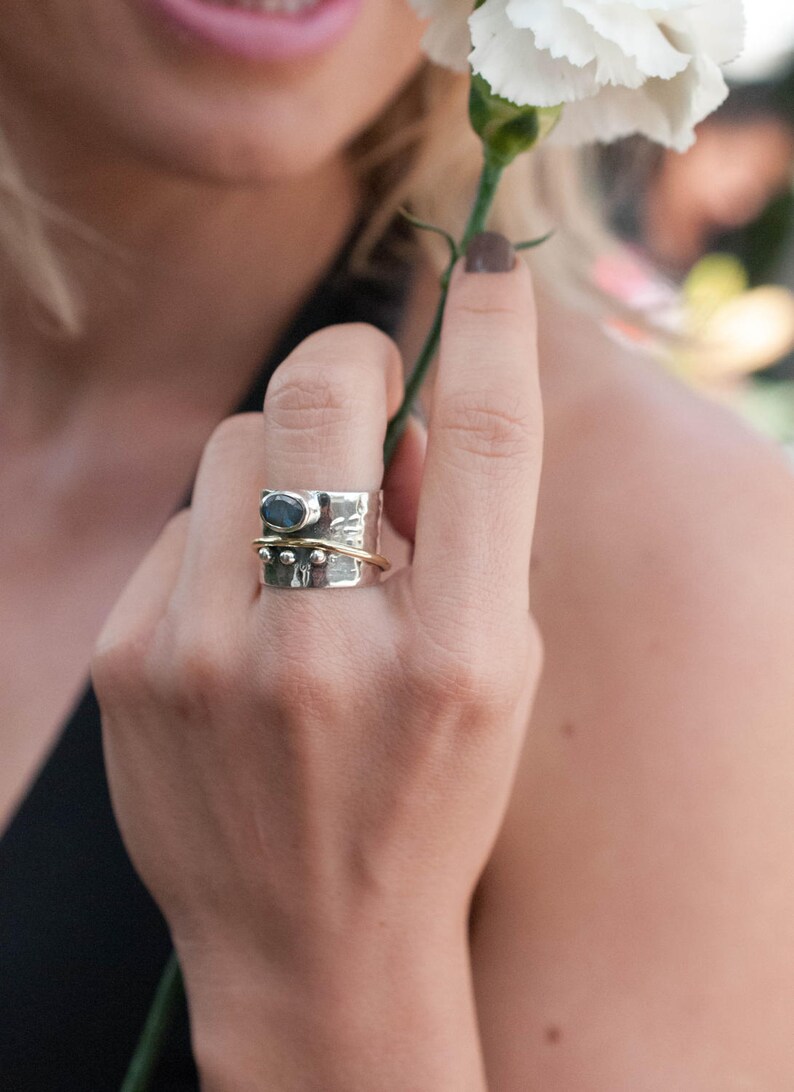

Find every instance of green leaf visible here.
[397,207,459,263]
[515,230,555,251]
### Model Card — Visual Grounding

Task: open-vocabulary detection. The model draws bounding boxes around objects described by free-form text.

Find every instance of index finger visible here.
[412,234,542,619]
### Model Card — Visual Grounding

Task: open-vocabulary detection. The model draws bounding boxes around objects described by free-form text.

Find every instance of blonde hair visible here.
[0,61,615,332]
[0,128,83,333]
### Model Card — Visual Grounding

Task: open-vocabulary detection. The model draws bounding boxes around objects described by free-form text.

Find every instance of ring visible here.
[255,489,388,589]
[252,538,391,571]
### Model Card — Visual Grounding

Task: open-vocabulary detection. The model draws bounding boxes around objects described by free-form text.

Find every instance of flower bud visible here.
[468,73,561,167]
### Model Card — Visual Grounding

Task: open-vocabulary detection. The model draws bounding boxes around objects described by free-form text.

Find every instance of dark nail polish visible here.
[465,231,516,273]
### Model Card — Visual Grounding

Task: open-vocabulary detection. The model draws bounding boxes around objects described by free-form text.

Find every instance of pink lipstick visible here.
[144,0,361,62]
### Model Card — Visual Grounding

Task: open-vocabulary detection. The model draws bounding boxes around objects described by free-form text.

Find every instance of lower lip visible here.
[144,0,361,62]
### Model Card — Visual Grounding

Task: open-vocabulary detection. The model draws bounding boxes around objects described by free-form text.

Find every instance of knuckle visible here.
[409,647,515,720]
[170,635,232,705]
[164,507,192,535]
[267,323,397,432]
[436,391,539,463]
[202,413,262,462]
[408,610,539,724]
[206,412,261,450]
[265,647,352,723]
[266,364,355,434]
[158,507,192,549]
[91,629,154,704]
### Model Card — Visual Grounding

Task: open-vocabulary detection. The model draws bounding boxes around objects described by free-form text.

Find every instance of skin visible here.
[2,1,794,1088]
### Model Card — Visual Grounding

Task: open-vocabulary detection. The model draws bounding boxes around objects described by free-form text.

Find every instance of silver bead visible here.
[309,548,327,566]
[258,546,273,563]
[278,549,296,565]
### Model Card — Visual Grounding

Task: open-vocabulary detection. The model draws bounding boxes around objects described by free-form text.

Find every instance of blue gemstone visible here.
[262,492,306,531]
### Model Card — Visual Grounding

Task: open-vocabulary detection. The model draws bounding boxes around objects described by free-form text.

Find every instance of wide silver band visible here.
[257,489,386,589]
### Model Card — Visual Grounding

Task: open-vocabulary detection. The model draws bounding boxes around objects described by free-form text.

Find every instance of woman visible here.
[1,1,793,1088]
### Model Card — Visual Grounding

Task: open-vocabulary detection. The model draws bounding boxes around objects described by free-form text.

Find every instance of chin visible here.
[128,62,427,183]
[115,92,362,184]
[126,66,423,189]
[0,0,426,189]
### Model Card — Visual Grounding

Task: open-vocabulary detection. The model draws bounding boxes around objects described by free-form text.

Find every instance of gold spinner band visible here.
[251,537,391,572]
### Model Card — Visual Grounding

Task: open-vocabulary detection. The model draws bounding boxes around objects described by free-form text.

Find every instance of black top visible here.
[0,222,412,1090]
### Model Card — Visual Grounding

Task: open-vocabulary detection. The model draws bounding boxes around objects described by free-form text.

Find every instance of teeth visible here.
[207,0,322,11]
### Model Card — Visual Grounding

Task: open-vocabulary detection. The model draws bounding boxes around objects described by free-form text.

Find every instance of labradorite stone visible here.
[262,492,306,531]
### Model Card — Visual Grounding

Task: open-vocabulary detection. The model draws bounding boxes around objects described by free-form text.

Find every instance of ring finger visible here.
[176,322,403,614]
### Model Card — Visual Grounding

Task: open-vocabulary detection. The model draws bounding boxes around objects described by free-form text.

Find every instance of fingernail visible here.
[465,231,516,273]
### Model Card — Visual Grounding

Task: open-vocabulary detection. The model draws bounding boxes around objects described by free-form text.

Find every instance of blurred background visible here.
[596,0,794,462]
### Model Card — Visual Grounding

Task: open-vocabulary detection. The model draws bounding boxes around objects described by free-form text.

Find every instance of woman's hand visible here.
[92,235,543,1090]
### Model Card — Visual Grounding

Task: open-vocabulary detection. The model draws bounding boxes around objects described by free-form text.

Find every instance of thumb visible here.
[383,413,427,544]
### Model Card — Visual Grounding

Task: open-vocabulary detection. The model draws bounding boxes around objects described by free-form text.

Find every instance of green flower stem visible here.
[120,148,506,1092]
[460,147,504,250]
[383,148,505,465]
[382,287,446,466]
[121,952,184,1092]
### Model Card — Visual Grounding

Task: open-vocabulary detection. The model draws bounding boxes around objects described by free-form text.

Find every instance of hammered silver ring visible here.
[253,489,388,589]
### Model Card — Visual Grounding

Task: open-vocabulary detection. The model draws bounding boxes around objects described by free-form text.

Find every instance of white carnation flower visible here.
[410,0,745,151]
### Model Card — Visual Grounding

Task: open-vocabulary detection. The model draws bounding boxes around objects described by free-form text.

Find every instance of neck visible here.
[0,121,361,443]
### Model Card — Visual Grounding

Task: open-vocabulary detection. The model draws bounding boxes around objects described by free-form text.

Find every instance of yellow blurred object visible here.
[684,253,748,322]
[685,285,794,381]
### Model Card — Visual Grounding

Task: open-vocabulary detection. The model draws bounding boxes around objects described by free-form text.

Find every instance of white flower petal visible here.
[562,0,691,79]
[407,0,473,69]
[663,0,746,65]
[588,34,650,89]
[588,0,696,9]
[416,0,744,149]
[471,0,600,106]
[505,0,600,68]
[550,83,670,145]
[505,0,675,90]
[551,53,729,150]
[649,53,730,149]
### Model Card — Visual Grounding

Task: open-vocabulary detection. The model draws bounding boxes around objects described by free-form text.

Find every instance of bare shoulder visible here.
[534,301,794,687]
[471,306,794,1090]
